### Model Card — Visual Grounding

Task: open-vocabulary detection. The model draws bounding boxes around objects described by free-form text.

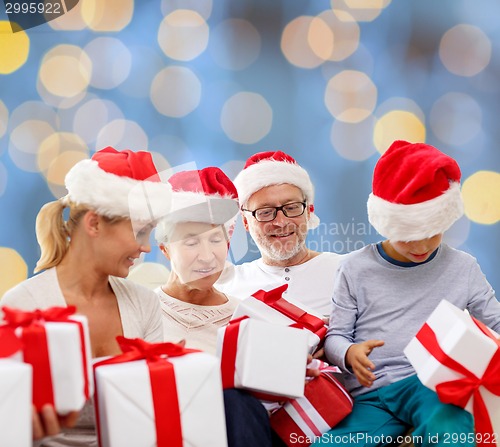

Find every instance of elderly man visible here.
[216,150,342,316]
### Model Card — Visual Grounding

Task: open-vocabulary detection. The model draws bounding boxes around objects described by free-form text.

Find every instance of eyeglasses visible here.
[242,202,307,222]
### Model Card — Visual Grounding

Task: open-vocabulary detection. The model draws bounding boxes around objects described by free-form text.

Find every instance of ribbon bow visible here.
[0,306,79,357]
[416,318,500,447]
[252,285,327,338]
[94,337,199,447]
[114,336,200,362]
[2,305,77,327]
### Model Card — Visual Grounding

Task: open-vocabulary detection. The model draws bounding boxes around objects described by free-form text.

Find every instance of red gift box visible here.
[271,366,353,447]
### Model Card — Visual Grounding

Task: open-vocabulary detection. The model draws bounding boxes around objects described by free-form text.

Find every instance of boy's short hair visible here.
[367,140,464,242]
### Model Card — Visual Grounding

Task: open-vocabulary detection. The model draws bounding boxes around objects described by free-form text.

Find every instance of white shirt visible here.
[215,252,342,316]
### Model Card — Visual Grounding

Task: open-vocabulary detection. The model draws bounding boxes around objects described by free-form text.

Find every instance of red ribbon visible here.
[252,284,327,339]
[219,316,294,402]
[0,306,91,411]
[220,316,248,389]
[416,318,500,447]
[94,336,200,447]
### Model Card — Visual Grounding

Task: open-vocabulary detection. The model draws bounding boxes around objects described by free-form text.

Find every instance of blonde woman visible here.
[1,147,171,446]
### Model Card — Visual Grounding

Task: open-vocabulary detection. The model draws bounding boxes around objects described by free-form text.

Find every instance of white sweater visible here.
[156,286,238,355]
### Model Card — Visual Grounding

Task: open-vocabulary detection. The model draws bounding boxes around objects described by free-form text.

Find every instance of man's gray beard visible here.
[252,231,306,262]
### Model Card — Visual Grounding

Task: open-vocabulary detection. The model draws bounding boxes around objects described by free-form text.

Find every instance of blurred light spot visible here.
[325,70,377,123]
[73,98,124,144]
[210,19,261,70]
[9,101,59,130]
[161,0,213,20]
[462,171,500,224]
[39,45,92,98]
[150,66,201,118]
[127,262,170,290]
[81,0,133,32]
[49,1,86,30]
[331,0,392,22]
[0,248,27,298]
[330,117,377,161]
[0,100,8,138]
[318,10,360,61]
[308,16,334,60]
[149,151,171,175]
[37,77,87,110]
[374,111,426,154]
[9,120,56,172]
[439,25,491,77]
[0,21,29,74]
[158,10,209,61]
[281,16,325,69]
[0,162,6,196]
[221,92,272,144]
[430,92,482,146]
[84,37,131,89]
[46,150,89,199]
[96,119,149,152]
[442,215,470,249]
[38,132,88,176]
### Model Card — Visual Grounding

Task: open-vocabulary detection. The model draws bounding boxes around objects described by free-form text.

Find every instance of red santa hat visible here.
[367,140,464,241]
[64,147,172,222]
[234,151,320,229]
[155,167,239,243]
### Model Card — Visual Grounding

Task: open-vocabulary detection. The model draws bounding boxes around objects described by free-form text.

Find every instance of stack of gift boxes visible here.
[0,306,93,447]
[0,306,228,447]
[0,285,354,447]
[216,284,354,446]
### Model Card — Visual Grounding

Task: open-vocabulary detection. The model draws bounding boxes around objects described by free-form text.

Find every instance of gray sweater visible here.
[325,243,500,397]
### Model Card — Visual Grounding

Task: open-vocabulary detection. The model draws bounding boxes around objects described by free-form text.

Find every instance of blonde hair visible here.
[34,199,121,273]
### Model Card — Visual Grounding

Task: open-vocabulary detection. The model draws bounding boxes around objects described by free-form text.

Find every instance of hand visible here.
[32,404,79,440]
[312,347,325,360]
[345,340,384,388]
[305,354,321,378]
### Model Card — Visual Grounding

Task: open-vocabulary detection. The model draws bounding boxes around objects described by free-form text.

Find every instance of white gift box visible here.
[231,291,326,353]
[217,318,309,399]
[0,359,32,447]
[404,299,500,436]
[95,351,228,447]
[14,314,93,414]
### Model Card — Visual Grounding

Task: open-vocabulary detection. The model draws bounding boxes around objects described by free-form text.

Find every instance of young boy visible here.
[316,141,500,447]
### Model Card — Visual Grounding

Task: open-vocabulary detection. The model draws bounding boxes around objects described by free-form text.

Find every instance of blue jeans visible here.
[312,374,475,447]
[223,388,272,447]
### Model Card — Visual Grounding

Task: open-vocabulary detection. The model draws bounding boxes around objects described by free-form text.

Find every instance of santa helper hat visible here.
[367,140,464,242]
[64,147,172,222]
[234,151,320,229]
[155,167,239,244]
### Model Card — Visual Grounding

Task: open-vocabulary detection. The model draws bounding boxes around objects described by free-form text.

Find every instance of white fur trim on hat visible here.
[65,159,172,222]
[234,159,319,229]
[154,190,239,244]
[367,182,464,241]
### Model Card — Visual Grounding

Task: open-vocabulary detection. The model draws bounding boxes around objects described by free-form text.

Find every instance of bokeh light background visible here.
[0,0,499,298]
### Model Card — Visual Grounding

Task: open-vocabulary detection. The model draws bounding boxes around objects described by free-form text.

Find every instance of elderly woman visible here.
[155,167,240,353]
[1,147,171,446]
[154,167,275,447]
